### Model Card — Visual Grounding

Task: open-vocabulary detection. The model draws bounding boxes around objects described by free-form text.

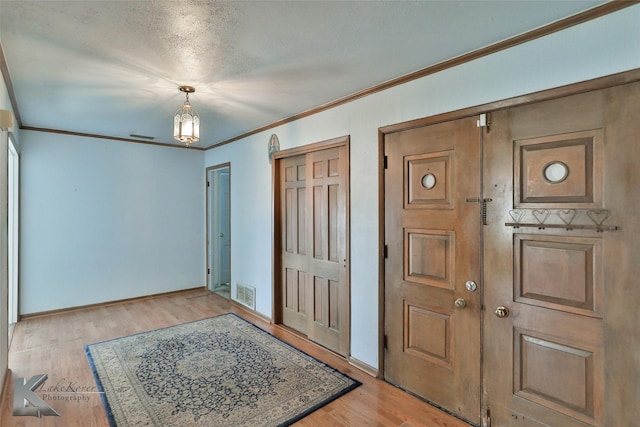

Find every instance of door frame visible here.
[378,68,640,393]
[8,134,19,326]
[206,163,231,295]
[272,135,351,352]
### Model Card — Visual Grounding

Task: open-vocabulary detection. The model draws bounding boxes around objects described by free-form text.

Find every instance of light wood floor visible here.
[0,289,470,426]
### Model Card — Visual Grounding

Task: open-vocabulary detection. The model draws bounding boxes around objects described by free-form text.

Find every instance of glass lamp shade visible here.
[173,102,200,145]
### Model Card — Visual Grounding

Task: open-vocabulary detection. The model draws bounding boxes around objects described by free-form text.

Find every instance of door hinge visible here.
[383,155,388,169]
[207,181,210,187]
[483,408,491,427]
[383,335,388,349]
[207,268,210,275]
[383,244,388,259]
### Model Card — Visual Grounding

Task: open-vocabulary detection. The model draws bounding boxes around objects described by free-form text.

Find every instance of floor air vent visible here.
[236,284,256,310]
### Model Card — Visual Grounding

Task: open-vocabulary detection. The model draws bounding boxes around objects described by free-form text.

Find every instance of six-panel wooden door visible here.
[280,153,308,334]
[276,139,350,357]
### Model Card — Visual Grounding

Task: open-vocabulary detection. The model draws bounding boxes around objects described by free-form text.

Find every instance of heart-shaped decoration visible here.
[532,209,550,224]
[556,209,577,225]
[587,209,610,226]
[509,209,525,224]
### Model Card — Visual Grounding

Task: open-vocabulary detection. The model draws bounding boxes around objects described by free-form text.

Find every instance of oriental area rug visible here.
[85,313,360,426]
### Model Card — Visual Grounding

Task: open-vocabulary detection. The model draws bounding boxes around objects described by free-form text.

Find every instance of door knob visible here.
[454,298,467,308]
[219,233,224,238]
[495,306,509,318]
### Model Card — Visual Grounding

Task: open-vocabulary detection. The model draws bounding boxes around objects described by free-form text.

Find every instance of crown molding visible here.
[2,2,637,150]
[21,126,206,150]
[204,1,639,150]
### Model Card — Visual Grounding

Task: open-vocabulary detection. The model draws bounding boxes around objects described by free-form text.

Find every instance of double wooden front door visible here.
[275,138,350,357]
[384,80,640,426]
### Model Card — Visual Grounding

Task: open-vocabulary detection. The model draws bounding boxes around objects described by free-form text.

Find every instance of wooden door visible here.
[384,116,481,425]
[280,154,309,334]
[277,140,350,356]
[483,81,640,427]
[306,146,349,354]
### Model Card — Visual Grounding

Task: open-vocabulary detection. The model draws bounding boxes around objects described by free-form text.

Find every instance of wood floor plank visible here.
[0,289,470,426]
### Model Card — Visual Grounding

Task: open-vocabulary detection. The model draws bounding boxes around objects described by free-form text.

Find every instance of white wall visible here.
[205,5,640,370]
[20,131,205,314]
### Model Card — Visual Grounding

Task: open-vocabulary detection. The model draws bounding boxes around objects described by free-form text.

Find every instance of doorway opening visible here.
[206,164,231,299]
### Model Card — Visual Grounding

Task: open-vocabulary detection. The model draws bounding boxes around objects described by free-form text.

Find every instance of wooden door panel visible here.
[503,305,604,427]
[313,276,339,329]
[284,267,306,330]
[307,147,347,354]
[509,296,604,426]
[406,151,453,208]
[327,183,339,261]
[514,234,602,316]
[484,82,640,427]
[514,130,602,207]
[405,303,452,368]
[281,155,308,334]
[384,117,481,425]
[405,228,454,289]
[311,182,341,262]
[513,327,601,425]
[284,187,307,254]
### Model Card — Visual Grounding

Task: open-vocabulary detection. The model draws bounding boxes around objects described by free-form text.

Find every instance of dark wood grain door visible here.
[483,81,640,427]
[384,116,481,425]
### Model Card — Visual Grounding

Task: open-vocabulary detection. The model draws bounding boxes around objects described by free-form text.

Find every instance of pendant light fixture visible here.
[173,85,200,146]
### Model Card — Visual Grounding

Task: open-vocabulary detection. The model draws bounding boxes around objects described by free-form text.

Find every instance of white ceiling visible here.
[1,0,607,149]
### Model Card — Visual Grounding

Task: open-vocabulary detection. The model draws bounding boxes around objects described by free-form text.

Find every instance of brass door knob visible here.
[454,298,467,308]
[495,306,509,318]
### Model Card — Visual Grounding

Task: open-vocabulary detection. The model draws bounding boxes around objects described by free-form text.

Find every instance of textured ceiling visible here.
[1,1,607,148]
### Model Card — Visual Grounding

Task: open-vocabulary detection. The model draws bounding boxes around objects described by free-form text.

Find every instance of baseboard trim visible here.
[0,368,11,411]
[349,356,379,378]
[7,323,15,351]
[20,287,207,319]
[228,298,272,324]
